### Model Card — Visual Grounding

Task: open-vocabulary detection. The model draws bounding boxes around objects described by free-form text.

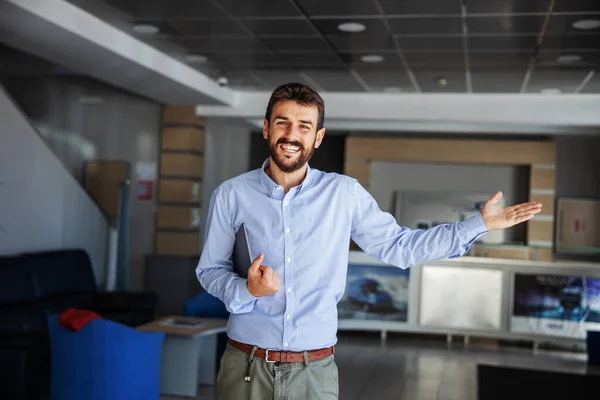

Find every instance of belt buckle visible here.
[264,348,277,363]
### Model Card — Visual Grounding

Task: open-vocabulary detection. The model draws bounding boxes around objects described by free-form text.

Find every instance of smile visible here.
[280,144,300,153]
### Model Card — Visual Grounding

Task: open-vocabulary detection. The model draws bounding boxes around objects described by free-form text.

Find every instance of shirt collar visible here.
[258,158,313,198]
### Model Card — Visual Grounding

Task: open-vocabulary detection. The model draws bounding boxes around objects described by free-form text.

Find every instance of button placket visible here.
[282,191,294,349]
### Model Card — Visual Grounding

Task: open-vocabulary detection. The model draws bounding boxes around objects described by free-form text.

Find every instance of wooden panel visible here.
[162,106,205,126]
[346,137,556,165]
[160,154,203,178]
[530,168,556,190]
[161,127,204,152]
[155,231,200,256]
[471,246,530,260]
[156,206,200,229]
[84,161,129,218]
[529,247,554,262]
[159,179,201,203]
[344,161,370,184]
[529,193,554,216]
[527,220,554,242]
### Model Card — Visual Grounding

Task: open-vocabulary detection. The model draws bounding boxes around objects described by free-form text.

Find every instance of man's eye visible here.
[277,121,288,126]
[300,125,309,129]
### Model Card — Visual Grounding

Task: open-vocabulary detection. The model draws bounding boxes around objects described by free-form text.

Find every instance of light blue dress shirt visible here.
[196,159,488,352]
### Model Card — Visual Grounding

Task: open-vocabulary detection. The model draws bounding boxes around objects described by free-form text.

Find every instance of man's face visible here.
[263,99,325,173]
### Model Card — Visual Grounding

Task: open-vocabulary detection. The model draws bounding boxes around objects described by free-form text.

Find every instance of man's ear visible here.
[262,118,269,140]
[315,127,326,149]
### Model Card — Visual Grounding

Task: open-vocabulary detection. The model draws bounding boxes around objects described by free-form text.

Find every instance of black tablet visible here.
[232,223,252,278]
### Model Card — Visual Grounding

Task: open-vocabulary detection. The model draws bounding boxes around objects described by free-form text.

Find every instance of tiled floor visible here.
[161,331,594,400]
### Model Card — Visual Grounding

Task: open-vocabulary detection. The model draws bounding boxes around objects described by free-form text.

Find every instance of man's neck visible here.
[265,158,307,194]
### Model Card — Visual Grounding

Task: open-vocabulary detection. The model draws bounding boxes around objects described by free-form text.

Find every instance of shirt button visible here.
[287,287,291,293]
[284,202,288,207]
[287,258,291,263]
[284,342,288,347]
[286,228,290,233]
[286,315,290,320]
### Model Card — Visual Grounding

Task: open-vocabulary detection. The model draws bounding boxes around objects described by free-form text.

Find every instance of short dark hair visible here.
[265,82,325,130]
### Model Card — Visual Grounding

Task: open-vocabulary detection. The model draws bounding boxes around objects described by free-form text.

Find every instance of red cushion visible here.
[58,308,103,332]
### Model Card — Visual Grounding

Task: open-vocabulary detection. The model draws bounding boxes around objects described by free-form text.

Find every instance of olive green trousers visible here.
[216,343,339,400]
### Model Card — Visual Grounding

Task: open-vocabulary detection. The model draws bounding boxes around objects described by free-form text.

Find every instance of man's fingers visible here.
[249,253,264,273]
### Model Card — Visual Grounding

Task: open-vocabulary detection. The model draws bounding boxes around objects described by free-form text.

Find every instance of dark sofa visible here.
[0,249,158,400]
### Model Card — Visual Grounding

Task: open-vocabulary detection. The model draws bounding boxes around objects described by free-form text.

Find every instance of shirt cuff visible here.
[459,213,489,243]
[235,278,258,303]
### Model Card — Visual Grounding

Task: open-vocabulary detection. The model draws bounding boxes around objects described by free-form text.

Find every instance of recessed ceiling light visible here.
[436,77,447,88]
[572,19,600,30]
[337,22,366,33]
[540,88,561,94]
[383,87,402,93]
[133,24,159,34]
[556,54,582,63]
[184,54,208,63]
[361,54,383,63]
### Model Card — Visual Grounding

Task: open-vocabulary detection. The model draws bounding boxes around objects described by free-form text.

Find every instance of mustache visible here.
[276,139,303,150]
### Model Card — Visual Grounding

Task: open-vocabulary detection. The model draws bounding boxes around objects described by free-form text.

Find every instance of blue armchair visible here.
[47,314,164,400]
[183,291,229,369]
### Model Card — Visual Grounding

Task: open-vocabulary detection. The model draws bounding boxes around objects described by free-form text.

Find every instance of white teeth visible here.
[282,145,299,152]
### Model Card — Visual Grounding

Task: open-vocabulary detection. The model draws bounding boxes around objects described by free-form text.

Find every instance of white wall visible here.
[200,117,252,244]
[369,162,529,243]
[1,75,161,290]
[0,84,108,281]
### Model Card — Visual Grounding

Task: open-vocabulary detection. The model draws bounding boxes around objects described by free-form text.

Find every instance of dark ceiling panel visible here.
[116,0,228,19]
[542,34,600,50]
[554,0,600,12]
[282,53,346,67]
[413,69,467,92]
[470,52,531,66]
[312,18,388,36]
[249,70,314,89]
[327,34,396,52]
[467,16,546,34]
[465,0,553,14]
[302,69,366,91]
[580,75,600,94]
[172,37,272,53]
[387,17,463,35]
[352,67,416,92]
[379,0,462,15]
[469,36,538,50]
[404,53,465,67]
[209,53,287,69]
[261,38,332,52]
[294,0,380,17]
[129,20,182,36]
[167,20,249,36]
[537,51,600,67]
[244,19,316,36]
[395,37,463,51]
[216,0,302,18]
[547,14,600,34]
[340,53,404,67]
[470,70,526,93]
[525,67,592,93]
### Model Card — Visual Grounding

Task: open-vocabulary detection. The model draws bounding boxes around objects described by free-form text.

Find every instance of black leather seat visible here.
[0,249,159,399]
[0,256,48,400]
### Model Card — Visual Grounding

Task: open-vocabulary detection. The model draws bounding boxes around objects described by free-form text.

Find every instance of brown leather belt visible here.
[228,339,334,363]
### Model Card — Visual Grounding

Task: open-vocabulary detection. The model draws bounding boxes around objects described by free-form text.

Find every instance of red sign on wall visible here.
[137,179,153,200]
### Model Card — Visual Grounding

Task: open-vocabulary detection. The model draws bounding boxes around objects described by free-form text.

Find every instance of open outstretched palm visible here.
[481,191,542,231]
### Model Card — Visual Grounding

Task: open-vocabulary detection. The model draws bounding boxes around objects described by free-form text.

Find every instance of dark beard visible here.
[268,136,316,173]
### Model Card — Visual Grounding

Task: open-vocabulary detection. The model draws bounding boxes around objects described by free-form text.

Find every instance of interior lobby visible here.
[1,1,600,399]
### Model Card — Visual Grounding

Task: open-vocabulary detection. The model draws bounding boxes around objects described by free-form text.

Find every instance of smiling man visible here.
[195,82,542,400]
